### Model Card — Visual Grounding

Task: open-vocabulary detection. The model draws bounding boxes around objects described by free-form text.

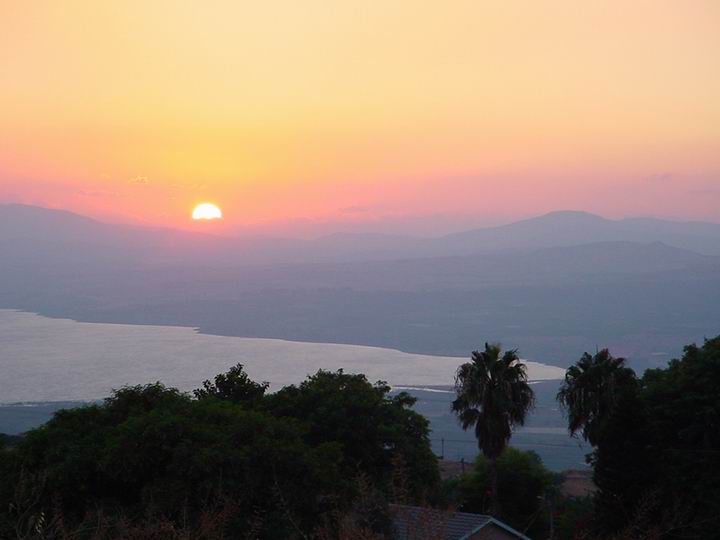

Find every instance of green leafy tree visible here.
[0,367,442,537]
[559,341,720,538]
[193,363,269,405]
[637,337,720,538]
[458,447,555,536]
[263,369,439,500]
[3,384,342,538]
[451,343,535,514]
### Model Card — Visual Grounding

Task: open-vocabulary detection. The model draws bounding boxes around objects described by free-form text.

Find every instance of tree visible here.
[556,350,646,534]
[3,383,343,538]
[556,349,638,446]
[451,343,535,514]
[1,367,443,537]
[637,337,720,538]
[458,447,555,537]
[558,342,720,537]
[193,363,269,406]
[263,369,439,500]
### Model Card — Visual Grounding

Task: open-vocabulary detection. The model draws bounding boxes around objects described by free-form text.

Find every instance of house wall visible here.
[468,523,525,540]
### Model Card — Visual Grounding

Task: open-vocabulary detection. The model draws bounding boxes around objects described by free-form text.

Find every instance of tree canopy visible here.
[4,384,340,538]
[0,367,439,538]
[457,447,555,536]
[560,337,720,538]
[452,344,534,460]
[193,362,269,405]
[557,349,638,446]
[263,369,439,498]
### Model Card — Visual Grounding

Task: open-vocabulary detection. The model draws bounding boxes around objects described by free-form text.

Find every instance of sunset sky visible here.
[1,1,718,235]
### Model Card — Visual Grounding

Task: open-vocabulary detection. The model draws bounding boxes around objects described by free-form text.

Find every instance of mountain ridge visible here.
[3,204,720,265]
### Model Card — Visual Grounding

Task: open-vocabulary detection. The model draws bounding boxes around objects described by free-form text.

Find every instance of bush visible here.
[3,384,342,538]
[0,367,440,538]
[457,447,554,535]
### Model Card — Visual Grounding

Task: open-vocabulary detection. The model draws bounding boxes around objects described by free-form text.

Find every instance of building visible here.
[391,505,531,540]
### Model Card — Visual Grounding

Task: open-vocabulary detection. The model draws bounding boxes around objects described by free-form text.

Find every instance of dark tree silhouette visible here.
[193,363,269,405]
[556,349,637,446]
[451,343,534,515]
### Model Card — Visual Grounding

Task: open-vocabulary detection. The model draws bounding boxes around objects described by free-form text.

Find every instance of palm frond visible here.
[451,342,535,459]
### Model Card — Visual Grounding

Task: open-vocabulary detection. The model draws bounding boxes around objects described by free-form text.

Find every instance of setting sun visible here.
[192,203,223,221]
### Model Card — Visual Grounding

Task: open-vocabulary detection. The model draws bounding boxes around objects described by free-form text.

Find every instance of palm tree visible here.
[451,343,535,515]
[556,349,637,446]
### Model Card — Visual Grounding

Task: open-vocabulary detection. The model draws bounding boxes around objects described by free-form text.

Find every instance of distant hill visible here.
[0,204,301,267]
[441,211,720,255]
[3,205,720,268]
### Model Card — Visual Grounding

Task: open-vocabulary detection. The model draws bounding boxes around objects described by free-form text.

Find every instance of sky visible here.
[0,1,718,235]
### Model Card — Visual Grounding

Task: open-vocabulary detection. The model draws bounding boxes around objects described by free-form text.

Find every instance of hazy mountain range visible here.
[4,204,720,266]
[2,204,719,372]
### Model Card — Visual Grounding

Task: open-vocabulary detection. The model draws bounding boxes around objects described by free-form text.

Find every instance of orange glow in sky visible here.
[0,1,718,233]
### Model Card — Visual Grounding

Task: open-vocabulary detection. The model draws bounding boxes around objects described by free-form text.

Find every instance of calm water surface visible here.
[0,310,564,403]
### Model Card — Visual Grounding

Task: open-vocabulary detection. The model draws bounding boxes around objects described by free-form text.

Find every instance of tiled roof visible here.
[390,504,529,540]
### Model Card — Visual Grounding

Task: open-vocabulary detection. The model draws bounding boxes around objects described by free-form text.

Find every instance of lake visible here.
[0,310,588,470]
[0,309,564,403]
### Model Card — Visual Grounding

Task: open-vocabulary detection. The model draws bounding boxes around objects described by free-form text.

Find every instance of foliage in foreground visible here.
[262,369,439,498]
[560,337,720,539]
[0,367,438,539]
[3,334,719,539]
[456,447,555,537]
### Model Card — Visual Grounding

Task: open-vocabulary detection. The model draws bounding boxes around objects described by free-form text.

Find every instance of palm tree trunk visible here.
[490,457,499,516]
